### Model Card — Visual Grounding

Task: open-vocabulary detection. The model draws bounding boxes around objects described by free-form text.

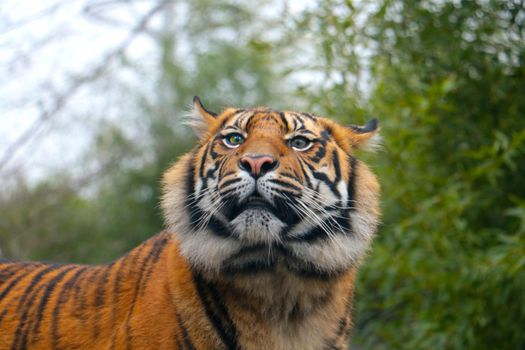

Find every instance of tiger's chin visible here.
[230,209,286,244]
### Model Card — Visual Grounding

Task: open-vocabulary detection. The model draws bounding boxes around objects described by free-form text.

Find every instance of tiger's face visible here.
[162,97,380,279]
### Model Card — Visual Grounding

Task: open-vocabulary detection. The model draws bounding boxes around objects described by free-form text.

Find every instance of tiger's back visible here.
[0,233,187,349]
[0,98,381,350]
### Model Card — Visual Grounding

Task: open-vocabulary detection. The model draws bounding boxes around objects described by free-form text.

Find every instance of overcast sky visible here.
[0,0,316,183]
[1,1,176,181]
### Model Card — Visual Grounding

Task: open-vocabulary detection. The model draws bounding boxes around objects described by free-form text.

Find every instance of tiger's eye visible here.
[289,136,312,151]
[223,133,245,148]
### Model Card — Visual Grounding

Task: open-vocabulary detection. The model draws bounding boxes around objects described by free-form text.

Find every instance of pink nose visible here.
[239,155,278,177]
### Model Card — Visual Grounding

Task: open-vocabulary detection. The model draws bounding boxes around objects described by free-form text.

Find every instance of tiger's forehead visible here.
[222,109,321,135]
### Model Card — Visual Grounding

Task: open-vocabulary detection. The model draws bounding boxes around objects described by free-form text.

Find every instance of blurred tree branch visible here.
[0,0,170,174]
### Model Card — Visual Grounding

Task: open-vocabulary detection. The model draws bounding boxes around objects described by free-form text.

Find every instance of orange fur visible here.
[0,100,380,349]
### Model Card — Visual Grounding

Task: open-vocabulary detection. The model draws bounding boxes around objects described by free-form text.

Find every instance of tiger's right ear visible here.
[346,118,381,151]
[186,96,217,137]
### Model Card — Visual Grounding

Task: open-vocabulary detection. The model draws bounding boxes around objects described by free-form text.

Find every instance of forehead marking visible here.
[245,112,285,134]
[301,112,317,121]
[225,109,317,135]
[291,112,307,131]
[278,112,289,132]
[234,111,252,128]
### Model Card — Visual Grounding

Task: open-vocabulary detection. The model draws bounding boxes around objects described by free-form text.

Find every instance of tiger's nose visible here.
[239,155,278,178]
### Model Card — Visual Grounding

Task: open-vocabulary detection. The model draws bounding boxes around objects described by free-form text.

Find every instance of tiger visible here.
[0,97,380,350]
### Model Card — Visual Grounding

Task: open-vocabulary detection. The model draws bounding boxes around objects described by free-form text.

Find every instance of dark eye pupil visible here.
[292,137,309,149]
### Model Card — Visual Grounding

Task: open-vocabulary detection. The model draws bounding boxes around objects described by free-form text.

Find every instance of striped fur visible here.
[0,98,380,349]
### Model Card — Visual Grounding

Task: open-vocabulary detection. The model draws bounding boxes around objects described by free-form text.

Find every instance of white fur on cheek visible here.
[285,211,376,273]
[178,231,242,274]
[287,235,369,272]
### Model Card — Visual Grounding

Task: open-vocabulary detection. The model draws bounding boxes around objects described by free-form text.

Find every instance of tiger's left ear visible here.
[347,118,381,151]
[186,96,217,138]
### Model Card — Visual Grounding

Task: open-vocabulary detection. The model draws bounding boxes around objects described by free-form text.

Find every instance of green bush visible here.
[299,0,525,348]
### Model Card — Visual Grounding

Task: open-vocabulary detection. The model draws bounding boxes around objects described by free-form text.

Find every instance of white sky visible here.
[1,1,170,180]
[0,0,317,182]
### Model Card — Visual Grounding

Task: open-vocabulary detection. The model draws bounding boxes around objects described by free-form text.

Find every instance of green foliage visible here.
[299,0,525,348]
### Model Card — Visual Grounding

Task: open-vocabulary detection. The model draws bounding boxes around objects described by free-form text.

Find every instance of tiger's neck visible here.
[167,235,356,350]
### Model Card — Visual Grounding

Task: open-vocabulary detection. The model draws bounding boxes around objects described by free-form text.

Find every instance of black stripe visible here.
[332,149,341,182]
[245,112,258,131]
[11,265,62,350]
[268,178,302,192]
[186,157,200,232]
[176,312,196,350]
[76,266,102,323]
[278,112,289,132]
[219,186,242,199]
[28,266,76,346]
[221,244,277,275]
[199,143,211,177]
[221,170,236,178]
[287,225,326,242]
[279,247,346,280]
[235,110,251,129]
[51,266,89,349]
[309,141,327,163]
[222,259,275,275]
[139,235,169,295]
[194,274,240,349]
[305,162,341,198]
[94,264,113,307]
[347,157,357,211]
[280,172,299,182]
[219,177,242,190]
[301,112,317,121]
[174,332,184,350]
[207,216,233,238]
[0,263,33,284]
[0,267,35,303]
[286,215,347,242]
[15,265,60,312]
[124,240,163,350]
[117,241,150,350]
[209,136,221,159]
[110,257,127,330]
[187,152,234,238]
[93,263,113,338]
[327,290,354,348]
[12,283,48,350]
[292,112,306,130]
[297,158,313,188]
[0,309,8,324]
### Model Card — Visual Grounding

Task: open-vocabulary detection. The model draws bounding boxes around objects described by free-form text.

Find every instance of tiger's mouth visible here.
[244,194,272,210]
[223,191,300,227]
[226,193,279,219]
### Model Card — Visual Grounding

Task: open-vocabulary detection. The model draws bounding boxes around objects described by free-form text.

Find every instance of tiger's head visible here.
[162,97,380,280]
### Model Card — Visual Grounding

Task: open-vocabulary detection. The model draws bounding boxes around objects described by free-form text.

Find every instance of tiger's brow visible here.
[222,125,240,132]
[233,110,254,128]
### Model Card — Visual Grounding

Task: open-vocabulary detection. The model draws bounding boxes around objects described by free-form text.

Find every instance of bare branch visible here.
[0,1,169,174]
[0,1,63,36]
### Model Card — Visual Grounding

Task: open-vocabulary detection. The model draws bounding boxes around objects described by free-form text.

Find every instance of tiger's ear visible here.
[186,96,217,137]
[347,118,381,151]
